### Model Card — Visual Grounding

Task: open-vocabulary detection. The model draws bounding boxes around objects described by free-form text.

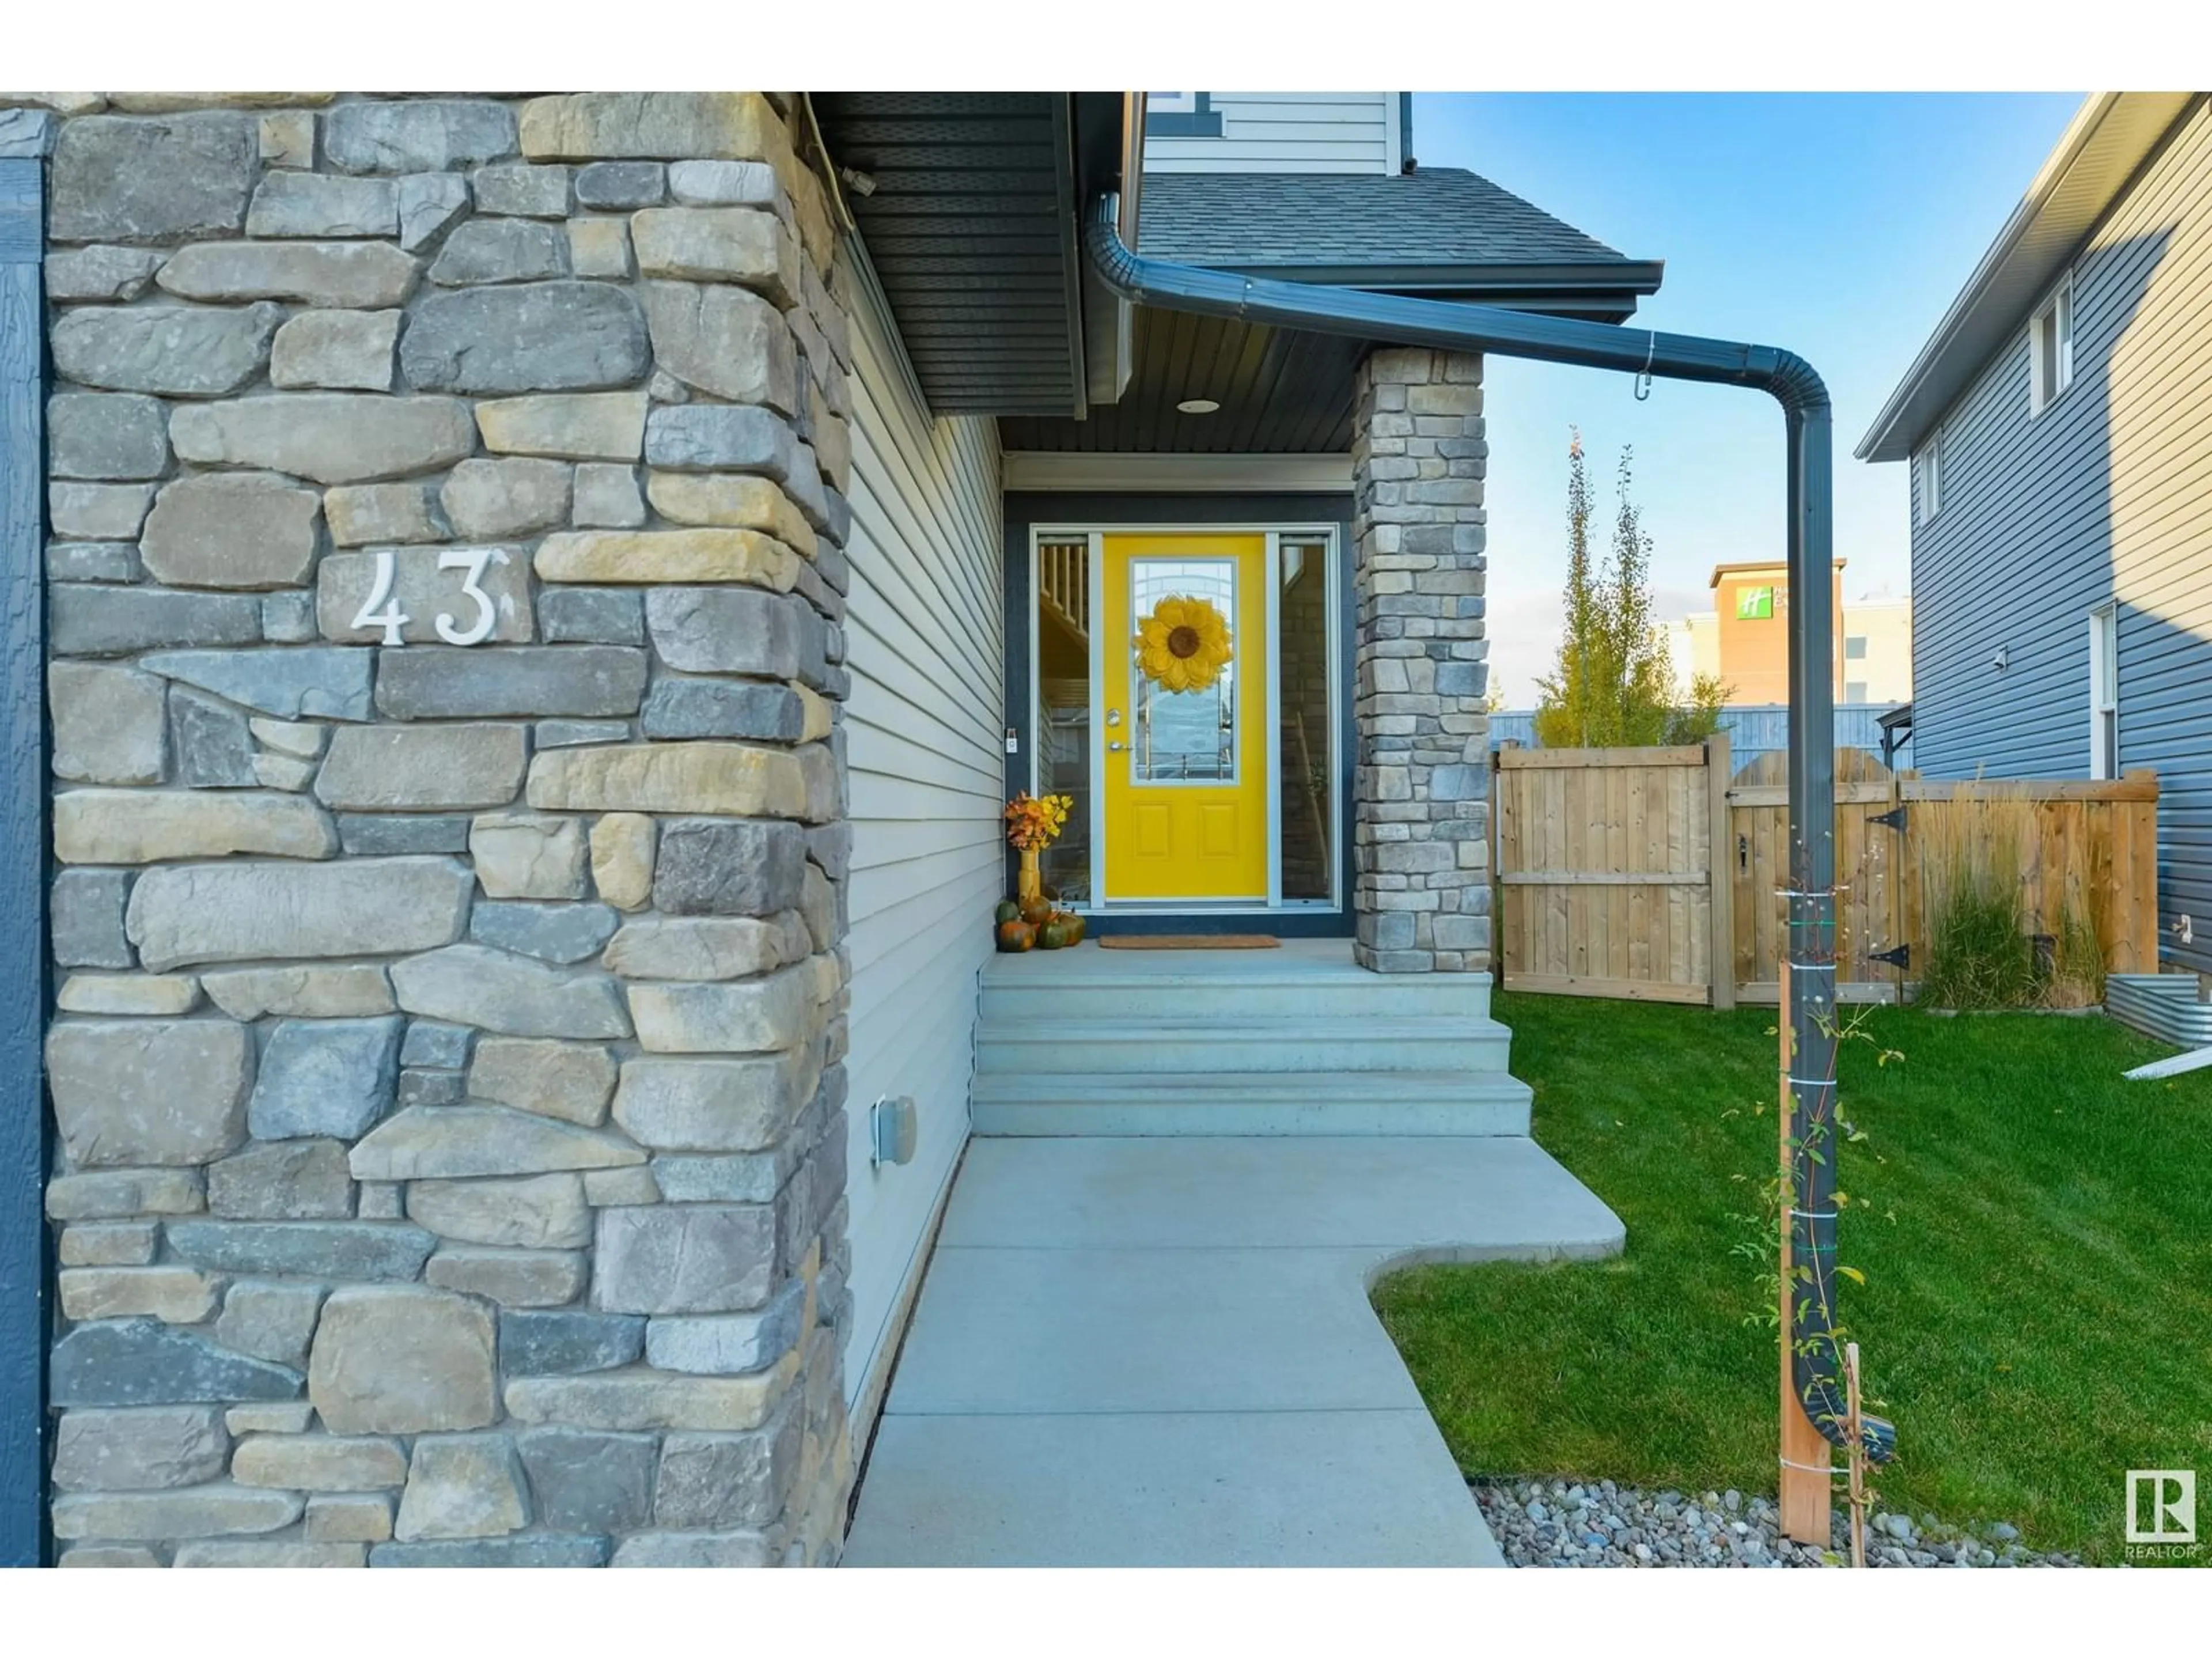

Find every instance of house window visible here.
[2030,273,2074,416]
[2089,601,2119,779]
[1844,680,1869,704]
[1735,586,1774,622]
[1845,635,1868,660]
[1145,92,1222,138]
[1917,430,1942,522]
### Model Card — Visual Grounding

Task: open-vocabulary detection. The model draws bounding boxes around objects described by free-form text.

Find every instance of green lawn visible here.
[1371,993,2212,1564]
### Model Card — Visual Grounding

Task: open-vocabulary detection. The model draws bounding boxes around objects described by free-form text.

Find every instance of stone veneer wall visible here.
[12,91,858,1567]
[1351,347,1492,973]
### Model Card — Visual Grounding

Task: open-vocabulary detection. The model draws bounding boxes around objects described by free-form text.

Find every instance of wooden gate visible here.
[1493,740,2159,1005]
[1493,737,1733,1006]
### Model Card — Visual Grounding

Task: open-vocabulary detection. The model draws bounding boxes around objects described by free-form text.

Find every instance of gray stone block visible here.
[50,1320,302,1407]
[574,161,665,209]
[45,244,166,303]
[309,1286,497,1435]
[314,724,529,812]
[649,1151,786,1205]
[518,1427,655,1533]
[50,661,166,786]
[538,587,643,646]
[47,541,143,584]
[168,687,258,789]
[440,458,572,540]
[324,100,518,175]
[51,301,282,395]
[127,857,473,972]
[248,1016,405,1140]
[52,1484,305,1543]
[138,647,373,720]
[52,1406,230,1491]
[395,172,470,253]
[50,480,156,541]
[536,721,630,748]
[643,1279,804,1377]
[498,1310,645,1376]
[666,159,776,207]
[214,1281,325,1368]
[643,399,798,478]
[370,1535,608,1568]
[398,1068,467,1107]
[391,944,630,1040]
[51,587,260,658]
[640,676,805,741]
[338,815,474,855]
[168,1221,435,1281]
[571,463,645,529]
[141,472,323,590]
[52,870,133,969]
[644,585,805,678]
[610,1531,770,1568]
[47,1018,252,1168]
[652,818,806,916]
[48,392,168,480]
[51,113,256,244]
[611,1052,813,1153]
[401,282,649,394]
[401,1020,474,1070]
[471,162,570,217]
[429,218,570,287]
[171,393,476,487]
[424,1246,585,1307]
[208,1139,355,1220]
[593,1204,776,1315]
[408,1173,589,1249]
[325,480,448,546]
[394,1431,529,1540]
[245,172,400,238]
[271,308,402,392]
[319,544,532,646]
[375,646,647,721]
[653,1398,799,1529]
[641,278,795,411]
[469,901,620,966]
[262,592,320,643]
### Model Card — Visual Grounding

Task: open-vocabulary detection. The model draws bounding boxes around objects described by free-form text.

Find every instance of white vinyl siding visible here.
[842,259,1005,1417]
[1908,96,2212,969]
[1143,92,1392,175]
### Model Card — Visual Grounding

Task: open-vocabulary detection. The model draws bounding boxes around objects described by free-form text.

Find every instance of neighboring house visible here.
[1661,559,1912,707]
[0,90,1660,1566]
[1858,91,2211,973]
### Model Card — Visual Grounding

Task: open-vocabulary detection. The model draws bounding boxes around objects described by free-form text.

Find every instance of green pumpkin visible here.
[994,899,1022,925]
[1039,916,1080,950]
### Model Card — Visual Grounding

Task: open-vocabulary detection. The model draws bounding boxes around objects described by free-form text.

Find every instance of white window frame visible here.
[2029,271,2075,418]
[2089,600,2119,781]
[1916,429,1942,523]
[1146,92,1199,115]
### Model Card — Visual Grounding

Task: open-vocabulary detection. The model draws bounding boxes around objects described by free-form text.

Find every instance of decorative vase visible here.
[1018,847,1043,909]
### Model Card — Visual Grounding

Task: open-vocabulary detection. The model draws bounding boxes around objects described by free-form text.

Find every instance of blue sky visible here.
[1412,93,2082,703]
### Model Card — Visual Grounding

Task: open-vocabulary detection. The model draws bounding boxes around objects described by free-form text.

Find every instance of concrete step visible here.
[978,967,1493,1025]
[973,1017,1514,1077]
[971,1070,1532,1137]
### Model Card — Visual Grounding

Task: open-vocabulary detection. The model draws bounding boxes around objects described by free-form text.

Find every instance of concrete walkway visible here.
[842,1136,1624,1567]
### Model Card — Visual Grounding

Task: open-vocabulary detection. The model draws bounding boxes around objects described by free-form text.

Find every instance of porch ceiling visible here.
[998,310,1362,454]
[810,92,1089,418]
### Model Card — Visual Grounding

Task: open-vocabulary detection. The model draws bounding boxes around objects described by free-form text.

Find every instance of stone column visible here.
[22,90,855,1566]
[1350,346,1492,974]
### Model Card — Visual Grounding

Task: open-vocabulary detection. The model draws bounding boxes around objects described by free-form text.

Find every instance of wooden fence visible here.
[1492,736,2160,1006]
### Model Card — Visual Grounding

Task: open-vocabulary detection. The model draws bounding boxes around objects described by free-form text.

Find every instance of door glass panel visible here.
[1033,538,1091,902]
[1130,558,1237,784]
[1278,539,1333,901]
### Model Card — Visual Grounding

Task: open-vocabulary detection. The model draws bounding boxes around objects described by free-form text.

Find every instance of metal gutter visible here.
[1084,191,1896,1472]
[1183,258,1666,301]
[1856,90,2196,463]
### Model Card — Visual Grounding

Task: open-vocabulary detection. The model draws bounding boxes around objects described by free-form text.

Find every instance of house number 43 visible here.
[351,548,510,646]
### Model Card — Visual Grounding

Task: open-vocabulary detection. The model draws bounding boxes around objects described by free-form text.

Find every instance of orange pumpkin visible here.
[1020,897,1054,928]
[995,919,1037,953]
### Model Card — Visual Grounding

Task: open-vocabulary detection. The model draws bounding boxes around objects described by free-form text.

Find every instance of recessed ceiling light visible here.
[1176,397,1221,415]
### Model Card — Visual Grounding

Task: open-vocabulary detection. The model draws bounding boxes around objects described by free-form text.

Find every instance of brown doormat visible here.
[1096,935,1282,950]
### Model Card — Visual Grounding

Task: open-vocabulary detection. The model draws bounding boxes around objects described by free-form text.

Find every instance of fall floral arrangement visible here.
[1003,791,1074,852]
[998,793,1082,951]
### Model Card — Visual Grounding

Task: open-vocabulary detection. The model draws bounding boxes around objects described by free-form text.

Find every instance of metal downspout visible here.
[1082,194,1896,1467]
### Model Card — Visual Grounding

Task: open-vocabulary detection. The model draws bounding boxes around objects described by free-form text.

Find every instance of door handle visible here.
[1108,740,1126,752]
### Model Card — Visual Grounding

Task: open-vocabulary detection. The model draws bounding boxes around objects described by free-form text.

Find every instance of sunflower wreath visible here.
[1133,594,1233,694]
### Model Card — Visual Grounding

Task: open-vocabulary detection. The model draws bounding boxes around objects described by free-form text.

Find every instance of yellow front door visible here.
[1100,533,1269,901]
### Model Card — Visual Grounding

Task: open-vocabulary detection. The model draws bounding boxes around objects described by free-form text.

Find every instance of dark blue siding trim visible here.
[0,150,48,1568]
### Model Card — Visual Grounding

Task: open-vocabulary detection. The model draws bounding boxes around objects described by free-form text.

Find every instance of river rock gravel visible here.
[1475,1479,2080,1567]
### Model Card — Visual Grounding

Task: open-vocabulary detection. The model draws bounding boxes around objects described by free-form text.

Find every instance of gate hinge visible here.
[1869,943,1910,969]
[1870,804,1908,833]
